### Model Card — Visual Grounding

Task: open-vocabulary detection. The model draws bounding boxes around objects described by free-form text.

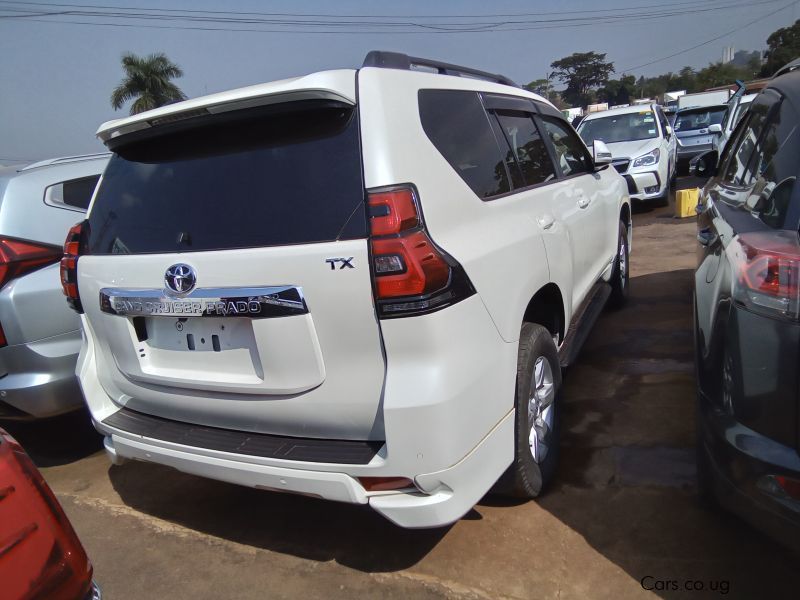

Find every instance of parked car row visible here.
[2,51,799,589]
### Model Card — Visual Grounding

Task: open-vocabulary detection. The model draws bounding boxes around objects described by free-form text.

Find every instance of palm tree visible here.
[110,52,187,115]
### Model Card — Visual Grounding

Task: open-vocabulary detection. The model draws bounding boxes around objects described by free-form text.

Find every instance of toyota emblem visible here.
[164,263,196,294]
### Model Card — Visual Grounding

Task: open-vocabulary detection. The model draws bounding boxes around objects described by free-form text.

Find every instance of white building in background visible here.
[722,46,735,64]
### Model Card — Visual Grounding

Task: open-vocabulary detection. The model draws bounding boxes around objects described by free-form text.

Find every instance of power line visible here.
[0,0,769,20]
[0,0,784,33]
[619,0,798,72]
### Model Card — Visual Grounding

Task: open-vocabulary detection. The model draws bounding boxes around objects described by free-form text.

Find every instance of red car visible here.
[0,427,100,600]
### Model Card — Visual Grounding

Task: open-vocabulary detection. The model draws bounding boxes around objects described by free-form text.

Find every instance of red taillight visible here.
[371,231,450,298]
[60,222,84,313]
[731,231,800,320]
[0,237,62,291]
[368,188,449,299]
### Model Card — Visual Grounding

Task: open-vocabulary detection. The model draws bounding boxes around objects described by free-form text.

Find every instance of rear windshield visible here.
[674,107,727,132]
[577,111,659,145]
[85,105,366,254]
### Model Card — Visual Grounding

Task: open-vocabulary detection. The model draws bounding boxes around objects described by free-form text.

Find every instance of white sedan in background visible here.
[577,104,676,205]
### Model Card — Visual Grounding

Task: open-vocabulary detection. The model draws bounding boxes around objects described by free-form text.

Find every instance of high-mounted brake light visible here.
[61,221,85,313]
[367,186,473,318]
[731,231,800,320]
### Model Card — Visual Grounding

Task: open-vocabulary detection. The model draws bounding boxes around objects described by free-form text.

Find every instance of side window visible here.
[492,111,556,188]
[44,174,101,211]
[538,117,593,177]
[418,89,510,199]
[721,96,774,186]
[743,96,798,229]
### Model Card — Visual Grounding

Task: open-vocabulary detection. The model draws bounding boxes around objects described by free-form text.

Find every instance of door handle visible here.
[537,214,555,230]
[577,196,590,209]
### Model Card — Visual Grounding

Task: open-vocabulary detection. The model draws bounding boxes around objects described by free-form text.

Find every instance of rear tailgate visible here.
[80,83,387,441]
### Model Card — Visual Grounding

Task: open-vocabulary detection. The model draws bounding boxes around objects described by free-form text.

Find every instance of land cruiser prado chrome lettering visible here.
[64,51,631,528]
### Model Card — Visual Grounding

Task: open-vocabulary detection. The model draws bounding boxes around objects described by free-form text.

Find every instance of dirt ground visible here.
[4,182,799,600]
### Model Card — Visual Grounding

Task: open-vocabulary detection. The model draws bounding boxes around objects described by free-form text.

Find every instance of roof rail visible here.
[20,152,112,171]
[362,50,518,88]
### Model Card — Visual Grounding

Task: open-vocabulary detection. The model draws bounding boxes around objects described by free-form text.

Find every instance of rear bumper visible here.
[79,295,517,527]
[698,400,800,552]
[0,330,83,419]
[99,409,513,528]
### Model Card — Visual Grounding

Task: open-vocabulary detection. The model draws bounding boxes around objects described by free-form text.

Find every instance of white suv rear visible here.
[66,51,631,528]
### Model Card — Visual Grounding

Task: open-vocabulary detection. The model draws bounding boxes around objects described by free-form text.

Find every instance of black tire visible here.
[607,220,630,309]
[496,322,562,498]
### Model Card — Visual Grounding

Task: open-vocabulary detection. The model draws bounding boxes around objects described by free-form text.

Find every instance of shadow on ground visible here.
[536,267,800,599]
[1,407,103,466]
[108,461,448,572]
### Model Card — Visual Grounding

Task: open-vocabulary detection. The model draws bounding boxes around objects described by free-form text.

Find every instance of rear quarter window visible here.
[44,174,100,211]
[418,89,510,199]
[85,104,366,254]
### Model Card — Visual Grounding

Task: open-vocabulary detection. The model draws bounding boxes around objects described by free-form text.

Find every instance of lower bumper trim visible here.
[103,407,383,465]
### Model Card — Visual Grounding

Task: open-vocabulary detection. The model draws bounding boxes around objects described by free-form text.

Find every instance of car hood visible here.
[601,138,659,160]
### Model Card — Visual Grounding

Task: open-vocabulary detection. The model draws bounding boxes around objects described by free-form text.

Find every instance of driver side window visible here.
[538,116,593,177]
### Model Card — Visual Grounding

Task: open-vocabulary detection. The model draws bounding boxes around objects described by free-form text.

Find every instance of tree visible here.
[111,52,187,115]
[761,19,800,77]
[550,52,614,107]
[599,74,637,105]
[524,77,553,99]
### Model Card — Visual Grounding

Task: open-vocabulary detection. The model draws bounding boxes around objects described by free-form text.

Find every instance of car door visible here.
[536,113,614,312]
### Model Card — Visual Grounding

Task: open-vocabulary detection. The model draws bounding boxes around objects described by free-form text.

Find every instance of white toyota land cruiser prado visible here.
[63,51,631,528]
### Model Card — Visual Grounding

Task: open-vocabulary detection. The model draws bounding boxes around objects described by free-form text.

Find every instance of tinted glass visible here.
[46,174,100,211]
[86,106,366,254]
[540,117,592,177]
[494,111,556,187]
[674,106,727,132]
[578,110,659,145]
[418,89,510,199]
[742,96,799,229]
[722,95,773,185]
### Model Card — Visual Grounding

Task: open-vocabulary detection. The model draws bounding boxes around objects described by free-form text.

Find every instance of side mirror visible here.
[592,140,613,169]
[708,123,722,134]
[690,150,719,178]
[665,125,673,137]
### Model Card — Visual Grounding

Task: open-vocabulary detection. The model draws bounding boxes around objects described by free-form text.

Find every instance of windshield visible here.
[577,111,659,145]
[674,106,727,132]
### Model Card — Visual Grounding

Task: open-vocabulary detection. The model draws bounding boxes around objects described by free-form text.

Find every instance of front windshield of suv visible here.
[674,106,727,132]
[577,111,659,145]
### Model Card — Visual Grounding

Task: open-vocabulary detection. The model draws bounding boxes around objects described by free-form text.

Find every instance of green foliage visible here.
[761,19,800,76]
[111,52,187,115]
[549,52,614,107]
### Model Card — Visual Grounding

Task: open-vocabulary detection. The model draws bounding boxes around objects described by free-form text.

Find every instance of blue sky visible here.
[1,0,798,162]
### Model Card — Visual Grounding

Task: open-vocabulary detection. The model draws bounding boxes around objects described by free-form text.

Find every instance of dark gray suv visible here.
[694,65,800,552]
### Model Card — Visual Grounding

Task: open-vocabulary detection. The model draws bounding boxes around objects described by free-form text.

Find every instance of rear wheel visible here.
[608,220,630,309]
[496,322,562,498]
